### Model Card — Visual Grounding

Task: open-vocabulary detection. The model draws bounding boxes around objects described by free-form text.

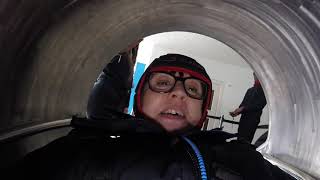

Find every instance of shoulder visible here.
[187,131,278,179]
[247,86,256,92]
[211,140,275,179]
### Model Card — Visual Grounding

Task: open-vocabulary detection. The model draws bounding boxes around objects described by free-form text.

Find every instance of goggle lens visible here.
[148,72,207,100]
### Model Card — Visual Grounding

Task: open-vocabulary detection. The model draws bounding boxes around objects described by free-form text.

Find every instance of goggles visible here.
[147,72,208,100]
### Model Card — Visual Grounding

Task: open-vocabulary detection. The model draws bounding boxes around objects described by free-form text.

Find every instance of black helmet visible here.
[133,54,213,128]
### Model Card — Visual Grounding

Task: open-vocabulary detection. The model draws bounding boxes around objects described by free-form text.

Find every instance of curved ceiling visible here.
[0,0,319,178]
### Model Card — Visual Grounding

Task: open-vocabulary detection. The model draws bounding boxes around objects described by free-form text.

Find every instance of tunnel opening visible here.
[122,31,270,145]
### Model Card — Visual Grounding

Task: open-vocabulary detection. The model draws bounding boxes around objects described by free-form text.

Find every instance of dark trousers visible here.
[238,116,260,143]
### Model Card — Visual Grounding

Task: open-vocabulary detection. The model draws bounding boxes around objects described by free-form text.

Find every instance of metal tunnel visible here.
[0,0,319,179]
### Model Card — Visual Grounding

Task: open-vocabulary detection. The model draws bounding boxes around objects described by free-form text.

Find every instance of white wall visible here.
[136,32,268,144]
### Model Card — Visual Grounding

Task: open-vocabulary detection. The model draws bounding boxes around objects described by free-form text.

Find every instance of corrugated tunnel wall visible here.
[0,0,319,178]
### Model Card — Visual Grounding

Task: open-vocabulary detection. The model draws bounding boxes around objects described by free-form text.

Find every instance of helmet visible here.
[133,54,213,128]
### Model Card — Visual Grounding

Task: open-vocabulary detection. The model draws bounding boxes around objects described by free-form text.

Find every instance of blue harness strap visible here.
[182,136,209,180]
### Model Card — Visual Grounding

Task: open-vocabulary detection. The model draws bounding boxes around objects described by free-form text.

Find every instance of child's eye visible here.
[157,81,170,86]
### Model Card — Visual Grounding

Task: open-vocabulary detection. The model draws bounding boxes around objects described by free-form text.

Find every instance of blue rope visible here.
[182,136,208,180]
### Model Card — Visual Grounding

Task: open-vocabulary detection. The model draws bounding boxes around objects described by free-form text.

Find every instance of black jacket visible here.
[87,54,133,118]
[239,85,267,123]
[9,113,294,180]
[237,85,267,142]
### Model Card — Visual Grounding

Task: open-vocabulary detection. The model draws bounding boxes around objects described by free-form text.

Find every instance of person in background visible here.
[229,72,267,143]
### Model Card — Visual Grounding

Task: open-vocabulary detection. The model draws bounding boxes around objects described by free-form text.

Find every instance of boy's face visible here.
[141,72,203,132]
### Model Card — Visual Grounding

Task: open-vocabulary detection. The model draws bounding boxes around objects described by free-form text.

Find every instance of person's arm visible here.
[229,106,245,117]
[229,89,251,117]
[87,53,133,119]
[87,40,141,119]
